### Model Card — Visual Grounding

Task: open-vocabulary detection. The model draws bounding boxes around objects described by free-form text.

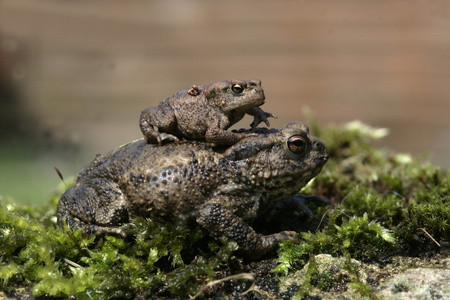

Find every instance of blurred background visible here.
[1,0,449,203]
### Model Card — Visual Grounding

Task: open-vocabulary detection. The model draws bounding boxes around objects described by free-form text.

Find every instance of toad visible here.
[57,122,328,258]
[139,78,276,144]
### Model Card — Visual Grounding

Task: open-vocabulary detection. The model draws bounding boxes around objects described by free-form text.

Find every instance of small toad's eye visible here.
[231,83,245,94]
[287,135,306,154]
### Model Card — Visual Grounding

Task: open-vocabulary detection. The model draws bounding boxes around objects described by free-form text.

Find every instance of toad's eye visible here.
[231,83,245,94]
[287,135,306,154]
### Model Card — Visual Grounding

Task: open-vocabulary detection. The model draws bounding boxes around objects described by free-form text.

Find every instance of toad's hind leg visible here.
[56,179,129,237]
[139,104,179,144]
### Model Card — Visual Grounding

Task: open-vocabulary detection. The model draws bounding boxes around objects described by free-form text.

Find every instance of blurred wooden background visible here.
[1,0,449,202]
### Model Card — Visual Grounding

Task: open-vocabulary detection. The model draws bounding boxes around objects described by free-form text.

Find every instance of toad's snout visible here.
[311,136,329,164]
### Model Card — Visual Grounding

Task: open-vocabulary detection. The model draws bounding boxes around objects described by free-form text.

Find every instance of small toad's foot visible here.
[249,107,277,131]
[144,131,179,145]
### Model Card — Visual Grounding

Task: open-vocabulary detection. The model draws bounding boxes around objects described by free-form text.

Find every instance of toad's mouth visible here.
[316,153,329,165]
[265,153,329,181]
[227,98,266,113]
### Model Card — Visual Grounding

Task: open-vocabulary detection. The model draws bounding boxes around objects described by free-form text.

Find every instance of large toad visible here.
[57,122,328,258]
[139,78,276,145]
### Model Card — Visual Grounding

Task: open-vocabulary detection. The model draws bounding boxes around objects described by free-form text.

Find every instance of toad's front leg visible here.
[204,127,249,145]
[196,196,298,259]
[248,107,277,131]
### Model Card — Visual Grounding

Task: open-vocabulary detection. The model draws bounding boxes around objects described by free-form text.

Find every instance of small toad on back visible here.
[139,78,276,144]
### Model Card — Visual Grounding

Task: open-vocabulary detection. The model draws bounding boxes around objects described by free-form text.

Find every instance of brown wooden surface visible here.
[1,0,450,167]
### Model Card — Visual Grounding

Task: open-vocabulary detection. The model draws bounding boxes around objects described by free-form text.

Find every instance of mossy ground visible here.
[1,120,449,299]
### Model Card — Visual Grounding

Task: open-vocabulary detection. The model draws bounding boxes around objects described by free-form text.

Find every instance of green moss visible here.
[275,119,449,297]
[0,193,236,298]
[274,211,396,276]
[1,119,449,298]
[342,253,375,298]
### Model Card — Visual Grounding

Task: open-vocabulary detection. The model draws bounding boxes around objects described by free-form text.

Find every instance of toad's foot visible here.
[249,107,277,131]
[60,215,127,238]
[266,194,331,221]
[144,131,179,145]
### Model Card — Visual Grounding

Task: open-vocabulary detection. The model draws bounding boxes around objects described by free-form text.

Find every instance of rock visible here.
[376,268,450,300]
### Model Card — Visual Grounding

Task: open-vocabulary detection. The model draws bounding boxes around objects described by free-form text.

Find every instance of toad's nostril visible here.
[312,138,326,150]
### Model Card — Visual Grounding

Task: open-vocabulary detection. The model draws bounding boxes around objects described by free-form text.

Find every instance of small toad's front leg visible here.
[248,107,277,131]
[223,136,275,161]
[197,196,298,259]
[205,123,254,145]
